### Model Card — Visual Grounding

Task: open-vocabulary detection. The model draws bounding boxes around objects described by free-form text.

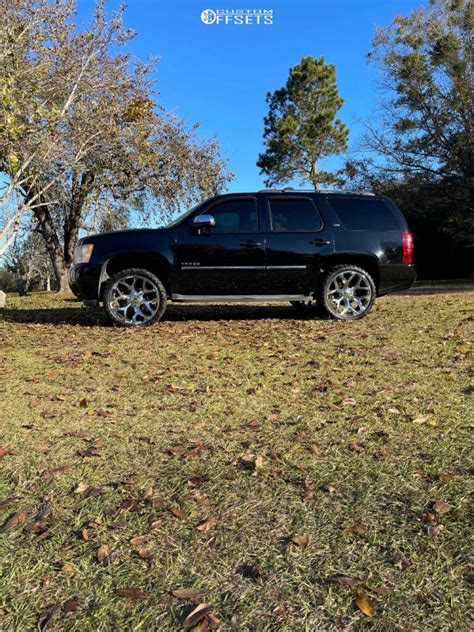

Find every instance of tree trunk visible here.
[46,275,51,292]
[56,265,70,293]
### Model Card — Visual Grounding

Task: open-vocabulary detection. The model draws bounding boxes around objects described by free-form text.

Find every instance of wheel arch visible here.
[320,253,380,292]
[100,253,171,299]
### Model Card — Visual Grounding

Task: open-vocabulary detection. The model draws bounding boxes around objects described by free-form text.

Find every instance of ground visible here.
[0,288,472,631]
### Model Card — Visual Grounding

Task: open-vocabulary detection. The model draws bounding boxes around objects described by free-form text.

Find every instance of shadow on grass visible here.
[0,303,324,326]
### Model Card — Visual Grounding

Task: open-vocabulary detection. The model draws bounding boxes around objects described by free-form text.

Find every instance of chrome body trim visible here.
[180,265,306,270]
[171,294,311,303]
[181,265,265,270]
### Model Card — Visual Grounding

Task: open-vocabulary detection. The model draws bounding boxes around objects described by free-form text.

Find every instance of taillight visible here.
[402,231,414,265]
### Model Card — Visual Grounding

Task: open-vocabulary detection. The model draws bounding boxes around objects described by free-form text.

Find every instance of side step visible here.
[171,294,310,303]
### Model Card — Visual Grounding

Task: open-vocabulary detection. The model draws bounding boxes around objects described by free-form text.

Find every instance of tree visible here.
[4,225,53,293]
[0,0,232,291]
[352,0,473,245]
[257,56,349,191]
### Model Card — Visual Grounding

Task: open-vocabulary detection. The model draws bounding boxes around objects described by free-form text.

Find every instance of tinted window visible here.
[207,199,258,233]
[269,198,322,232]
[328,197,399,230]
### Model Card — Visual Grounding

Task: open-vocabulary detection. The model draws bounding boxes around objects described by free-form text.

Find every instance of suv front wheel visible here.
[103,268,167,327]
[318,265,376,321]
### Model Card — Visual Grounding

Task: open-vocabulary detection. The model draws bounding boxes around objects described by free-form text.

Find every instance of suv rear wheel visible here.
[318,264,375,320]
[103,268,167,327]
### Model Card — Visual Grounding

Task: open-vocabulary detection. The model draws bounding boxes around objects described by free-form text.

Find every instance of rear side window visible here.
[269,198,322,232]
[328,197,399,231]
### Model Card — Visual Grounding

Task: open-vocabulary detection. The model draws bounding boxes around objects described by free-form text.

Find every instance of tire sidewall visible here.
[104,268,167,327]
[319,265,376,321]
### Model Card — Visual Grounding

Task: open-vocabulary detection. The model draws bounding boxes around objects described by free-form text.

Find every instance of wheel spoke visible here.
[108,275,161,325]
[325,269,373,319]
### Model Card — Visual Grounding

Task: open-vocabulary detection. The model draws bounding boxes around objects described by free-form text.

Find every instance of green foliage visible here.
[257,56,349,190]
[0,0,233,288]
[356,0,473,247]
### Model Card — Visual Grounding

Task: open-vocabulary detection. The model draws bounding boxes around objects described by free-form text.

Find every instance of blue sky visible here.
[80,0,421,193]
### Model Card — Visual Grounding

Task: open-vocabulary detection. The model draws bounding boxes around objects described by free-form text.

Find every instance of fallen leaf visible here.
[74,481,89,494]
[77,447,101,458]
[38,602,61,629]
[394,551,410,570]
[61,563,75,577]
[326,574,364,587]
[138,548,153,560]
[62,596,84,613]
[355,593,375,617]
[172,588,204,602]
[26,519,48,533]
[421,512,436,524]
[182,603,211,629]
[0,497,19,510]
[412,415,429,424]
[342,397,357,406]
[170,507,187,520]
[432,500,451,514]
[81,528,90,541]
[368,584,392,596]
[291,533,309,548]
[427,524,444,537]
[238,562,263,581]
[0,447,14,459]
[142,487,153,501]
[349,442,364,453]
[196,518,219,532]
[130,535,151,546]
[116,587,146,600]
[186,475,208,489]
[0,511,29,532]
[97,544,110,563]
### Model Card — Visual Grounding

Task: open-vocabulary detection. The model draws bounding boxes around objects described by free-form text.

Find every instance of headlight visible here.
[74,243,94,264]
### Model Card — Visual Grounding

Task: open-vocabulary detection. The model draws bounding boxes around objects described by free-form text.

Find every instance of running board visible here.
[171,294,310,303]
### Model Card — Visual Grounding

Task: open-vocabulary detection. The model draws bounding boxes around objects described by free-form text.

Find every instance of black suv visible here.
[69,190,416,326]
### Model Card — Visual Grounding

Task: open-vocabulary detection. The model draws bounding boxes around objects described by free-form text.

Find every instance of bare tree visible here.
[0,0,232,291]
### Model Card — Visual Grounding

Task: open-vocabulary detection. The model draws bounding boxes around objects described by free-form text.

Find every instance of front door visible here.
[263,195,334,294]
[174,197,265,296]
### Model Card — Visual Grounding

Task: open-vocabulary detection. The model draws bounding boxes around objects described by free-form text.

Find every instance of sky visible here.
[79,0,422,194]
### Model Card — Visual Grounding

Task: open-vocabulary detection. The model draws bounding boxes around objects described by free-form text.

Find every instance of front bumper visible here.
[378,264,417,295]
[68,263,102,300]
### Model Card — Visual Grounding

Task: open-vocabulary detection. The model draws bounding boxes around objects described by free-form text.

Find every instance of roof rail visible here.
[257,188,376,196]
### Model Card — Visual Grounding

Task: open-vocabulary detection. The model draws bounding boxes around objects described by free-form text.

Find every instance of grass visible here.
[0,291,472,630]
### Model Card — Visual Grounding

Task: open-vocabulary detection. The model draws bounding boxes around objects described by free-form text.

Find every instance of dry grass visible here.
[0,291,472,630]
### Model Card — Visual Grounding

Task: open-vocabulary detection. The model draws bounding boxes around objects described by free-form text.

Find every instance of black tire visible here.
[103,268,167,327]
[316,264,376,321]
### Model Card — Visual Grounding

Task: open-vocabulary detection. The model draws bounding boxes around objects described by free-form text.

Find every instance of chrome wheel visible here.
[325,269,373,318]
[108,274,161,325]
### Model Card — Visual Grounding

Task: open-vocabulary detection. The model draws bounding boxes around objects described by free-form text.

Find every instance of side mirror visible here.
[192,214,215,231]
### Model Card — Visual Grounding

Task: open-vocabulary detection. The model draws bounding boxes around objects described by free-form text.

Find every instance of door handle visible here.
[310,238,330,246]
[241,240,262,249]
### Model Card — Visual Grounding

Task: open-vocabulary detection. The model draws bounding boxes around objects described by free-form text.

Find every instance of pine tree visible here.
[257,56,349,191]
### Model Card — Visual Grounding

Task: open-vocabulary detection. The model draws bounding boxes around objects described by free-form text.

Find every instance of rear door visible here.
[174,196,265,296]
[263,195,334,294]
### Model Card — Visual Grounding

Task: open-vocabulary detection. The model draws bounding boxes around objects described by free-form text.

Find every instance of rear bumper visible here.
[378,264,416,295]
[68,263,102,300]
